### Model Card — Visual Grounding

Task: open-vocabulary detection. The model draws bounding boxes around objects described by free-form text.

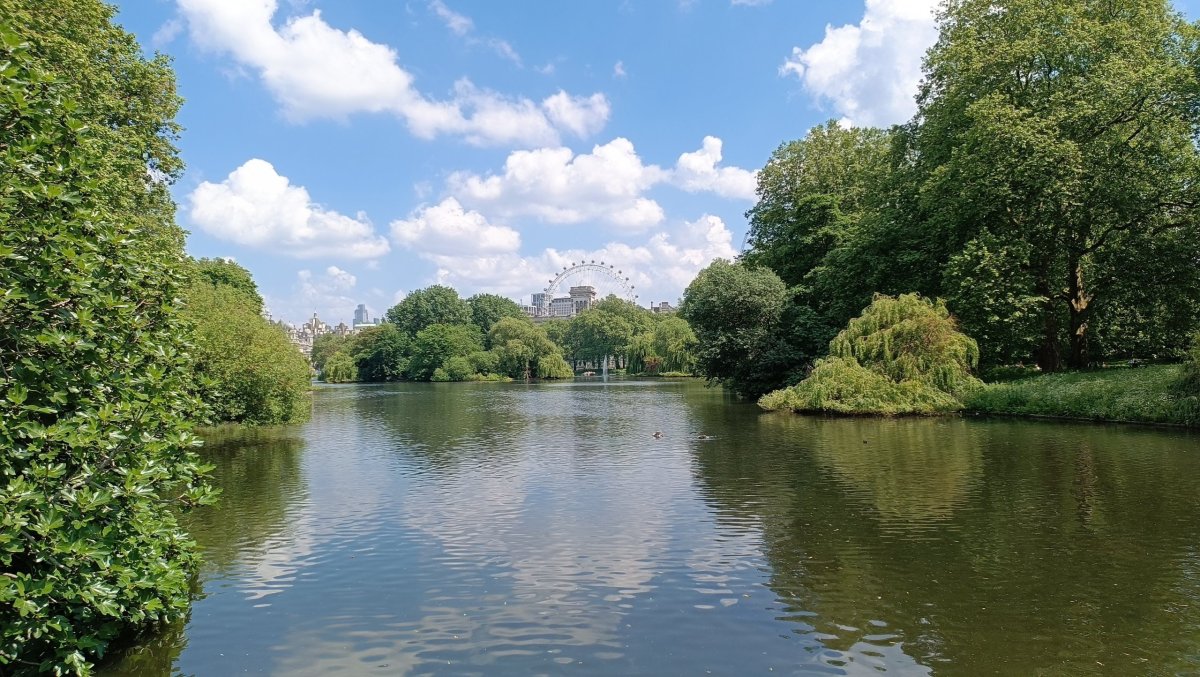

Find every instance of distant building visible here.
[650,301,676,314]
[353,303,370,328]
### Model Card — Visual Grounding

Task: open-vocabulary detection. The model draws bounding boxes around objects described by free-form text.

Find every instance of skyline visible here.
[111,0,1200,324]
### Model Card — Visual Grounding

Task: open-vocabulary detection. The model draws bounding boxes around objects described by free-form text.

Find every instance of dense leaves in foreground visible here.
[0,9,213,674]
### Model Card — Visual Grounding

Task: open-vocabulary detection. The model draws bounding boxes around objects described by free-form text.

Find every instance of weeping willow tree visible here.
[760,294,983,415]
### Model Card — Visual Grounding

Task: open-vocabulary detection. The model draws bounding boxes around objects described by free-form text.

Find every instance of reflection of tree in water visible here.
[689,406,1200,675]
[184,426,308,569]
[98,427,307,675]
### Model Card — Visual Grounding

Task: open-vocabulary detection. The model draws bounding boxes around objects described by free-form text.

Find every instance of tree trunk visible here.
[1066,255,1091,370]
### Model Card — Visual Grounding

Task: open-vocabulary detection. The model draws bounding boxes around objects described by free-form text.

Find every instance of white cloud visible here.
[448,138,668,231]
[780,0,939,127]
[390,198,521,256]
[151,18,183,48]
[415,215,738,304]
[732,0,773,5]
[613,60,627,79]
[487,39,522,66]
[671,136,757,200]
[447,136,756,231]
[188,158,390,259]
[543,92,611,138]
[177,0,605,146]
[429,0,472,36]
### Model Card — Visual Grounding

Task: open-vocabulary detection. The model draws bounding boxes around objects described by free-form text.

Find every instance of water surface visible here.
[102,380,1200,675]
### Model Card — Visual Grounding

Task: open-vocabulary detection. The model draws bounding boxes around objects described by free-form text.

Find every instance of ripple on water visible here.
[97,382,1200,676]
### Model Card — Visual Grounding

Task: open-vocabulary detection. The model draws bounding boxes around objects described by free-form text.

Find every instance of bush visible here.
[0,20,214,674]
[967,365,1192,425]
[761,294,982,415]
[442,355,474,381]
[185,282,311,425]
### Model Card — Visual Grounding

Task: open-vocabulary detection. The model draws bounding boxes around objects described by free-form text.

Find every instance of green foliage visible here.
[441,355,475,381]
[967,365,1195,426]
[489,317,571,380]
[310,333,351,373]
[759,357,961,415]
[408,323,483,381]
[385,285,471,337]
[466,293,523,346]
[761,294,983,415]
[183,283,311,425]
[680,260,810,398]
[1170,334,1200,424]
[189,258,262,313]
[348,324,409,382]
[321,352,358,383]
[0,18,212,674]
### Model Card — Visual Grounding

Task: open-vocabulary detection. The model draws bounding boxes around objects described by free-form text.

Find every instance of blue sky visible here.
[111,0,1200,325]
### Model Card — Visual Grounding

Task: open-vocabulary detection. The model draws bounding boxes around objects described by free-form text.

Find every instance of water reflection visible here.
[692,408,1200,676]
[101,381,1200,676]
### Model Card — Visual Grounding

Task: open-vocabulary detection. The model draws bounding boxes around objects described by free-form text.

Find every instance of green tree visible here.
[408,323,483,381]
[190,258,262,313]
[385,285,471,337]
[349,324,410,382]
[651,316,699,374]
[489,317,571,379]
[760,294,983,415]
[0,17,213,674]
[310,333,351,373]
[467,293,523,346]
[914,0,1200,369]
[565,310,632,368]
[743,122,891,292]
[184,283,311,425]
[680,260,806,398]
[322,351,358,383]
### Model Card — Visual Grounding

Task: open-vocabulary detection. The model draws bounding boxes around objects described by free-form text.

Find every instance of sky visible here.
[110,0,1200,326]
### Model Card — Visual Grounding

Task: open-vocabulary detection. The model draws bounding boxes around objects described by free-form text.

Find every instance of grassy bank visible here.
[965,365,1198,426]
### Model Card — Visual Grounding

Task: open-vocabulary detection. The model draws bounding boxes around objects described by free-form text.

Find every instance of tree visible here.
[489,317,571,380]
[190,258,262,313]
[914,0,1200,369]
[467,293,523,346]
[680,260,803,398]
[184,283,311,425]
[651,316,699,374]
[322,352,358,383]
[760,294,983,415]
[349,324,410,382]
[743,122,892,291]
[311,333,351,373]
[0,13,212,673]
[408,323,483,380]
[565,310,632,368]
[385,285,471,337]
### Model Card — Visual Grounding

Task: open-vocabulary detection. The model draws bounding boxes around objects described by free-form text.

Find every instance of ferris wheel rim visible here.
[540,260,638,309]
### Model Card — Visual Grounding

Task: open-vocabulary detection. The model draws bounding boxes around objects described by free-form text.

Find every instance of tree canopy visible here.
[0,11,212,673]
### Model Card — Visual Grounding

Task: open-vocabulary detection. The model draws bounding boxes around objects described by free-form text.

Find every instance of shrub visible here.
[184,282,311,425]
[761,294,982,415]
[0,21,214,674]
[442,355,475,381]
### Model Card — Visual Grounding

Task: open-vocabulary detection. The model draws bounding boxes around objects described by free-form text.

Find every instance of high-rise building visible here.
[353,303,370,328]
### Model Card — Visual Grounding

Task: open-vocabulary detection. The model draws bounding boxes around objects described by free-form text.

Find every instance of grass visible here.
[965,365,1197,426]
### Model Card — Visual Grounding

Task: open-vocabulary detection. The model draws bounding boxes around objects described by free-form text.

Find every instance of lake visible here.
[101,379,1200,675]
